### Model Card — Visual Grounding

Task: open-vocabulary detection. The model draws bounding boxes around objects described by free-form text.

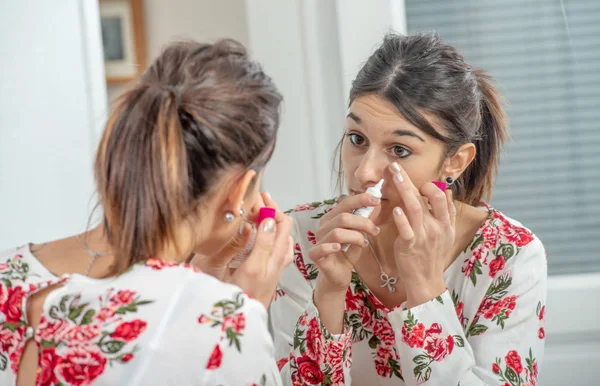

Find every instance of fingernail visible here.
[394,207,403,216]
[364,238,369,246]
[264,192,272,200]
[370,195,381,204]
[331,243,340,251]
[374,226,381,235]
[394,173,404,183]
[263,218,275,232]
[390,162,401,173]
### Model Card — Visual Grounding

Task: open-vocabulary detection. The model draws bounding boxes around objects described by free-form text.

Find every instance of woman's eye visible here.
[392,145,412,158]
[347,133,365,146]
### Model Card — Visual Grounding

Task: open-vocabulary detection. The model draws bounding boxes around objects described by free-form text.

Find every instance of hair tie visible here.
[160,85,182,108]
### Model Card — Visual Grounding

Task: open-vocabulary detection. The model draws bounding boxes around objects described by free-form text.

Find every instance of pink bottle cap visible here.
[432,181,447,191]
[257,207,276,225]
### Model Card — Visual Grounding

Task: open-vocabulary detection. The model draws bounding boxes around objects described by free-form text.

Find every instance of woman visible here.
[272,33,547,385]
[0,40,291,386]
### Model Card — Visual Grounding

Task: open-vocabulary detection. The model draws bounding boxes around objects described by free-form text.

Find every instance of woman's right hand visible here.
[230,194,294,309]
[310,193,381,293]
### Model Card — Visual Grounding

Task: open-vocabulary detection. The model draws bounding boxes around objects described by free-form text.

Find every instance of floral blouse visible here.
[0,245,281,386]
[271,200,547,386]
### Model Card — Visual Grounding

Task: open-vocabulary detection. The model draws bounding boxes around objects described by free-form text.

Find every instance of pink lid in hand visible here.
[432,181,447,191]
[257,207,276,225]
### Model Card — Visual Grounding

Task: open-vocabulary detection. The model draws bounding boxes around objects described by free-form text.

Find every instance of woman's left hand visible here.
[388,162,456,308]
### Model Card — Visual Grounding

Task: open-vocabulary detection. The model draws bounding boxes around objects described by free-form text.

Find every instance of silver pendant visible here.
[380,272,398,293]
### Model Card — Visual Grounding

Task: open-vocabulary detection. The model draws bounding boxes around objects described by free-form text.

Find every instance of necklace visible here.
[367,238,399,293]
[75,234,111,276]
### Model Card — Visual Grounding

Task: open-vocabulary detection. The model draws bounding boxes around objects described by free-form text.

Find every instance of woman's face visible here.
[342,94,448,225]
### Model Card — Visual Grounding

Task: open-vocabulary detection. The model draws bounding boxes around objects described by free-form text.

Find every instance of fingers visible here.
[307,242,342,263]
[319,228,368,249]
[319,193,381,223]
[446,190,456,229]
[316,212,380,239]
[243,217,278,274]
[392,207,415,245]
[420,182,451,225]
[389,163,424,231]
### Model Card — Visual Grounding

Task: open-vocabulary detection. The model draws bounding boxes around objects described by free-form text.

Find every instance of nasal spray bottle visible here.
[342,178,384,252]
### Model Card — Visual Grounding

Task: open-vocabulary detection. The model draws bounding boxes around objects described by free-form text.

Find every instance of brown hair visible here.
[339,33,508,205]
[95,39,282,269]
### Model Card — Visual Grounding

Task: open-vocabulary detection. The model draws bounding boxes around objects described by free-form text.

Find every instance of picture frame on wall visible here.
[99,0,147,84]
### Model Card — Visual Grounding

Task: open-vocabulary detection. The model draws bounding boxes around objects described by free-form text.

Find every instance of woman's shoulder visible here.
[285,198,337,238]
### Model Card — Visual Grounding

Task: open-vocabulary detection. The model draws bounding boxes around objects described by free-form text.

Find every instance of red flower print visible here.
[331,366,345,384]
[538,327,545,339]
[293,203,313,212]
[503,223,534,247]
[489,255,506,278]
[375,360,391,377]
[121,353,134,363]
[63,324,102,345]
[198,315,212,324]
[345,289,362,312]
[3,286,25,323]
[222,314,246,333]
[145,258,178,270]
[298,312,308,326]
[307,231,317,244]
[206,344,223,370]
[56,344,107,386]
[326,340,344,369]
[505,350,523,374]
[111,320,147,342]
[401,322,426,348]
[110,289,136,306]
[539,305,545,321]
[503,296,517,311]
[38,319,69,342]
[294,243,309,281]
[359,305,376,330]
[10,348,23,375]
[305,318,323,361]
[455,301,465,326]
[373,320,395,347]
[482,225,499,249]
[492,363,501,374]
[0,263,9,271]
[424,332,454,362]
[38,347,59,386]
[0,328,19,353]
[376,345,393,363]
[95,307,116,323]
[296,354,324,384]
[277,357,290,371]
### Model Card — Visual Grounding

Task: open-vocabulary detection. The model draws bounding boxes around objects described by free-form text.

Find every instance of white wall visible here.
[0,0,107,249]
[107,0,249,104]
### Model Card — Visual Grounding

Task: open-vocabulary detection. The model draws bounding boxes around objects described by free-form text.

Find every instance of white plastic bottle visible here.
[342,178,384,252]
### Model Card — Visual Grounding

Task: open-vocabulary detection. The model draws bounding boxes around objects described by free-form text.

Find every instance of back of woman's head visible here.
[95,39,282,267]
[350,32,508,205]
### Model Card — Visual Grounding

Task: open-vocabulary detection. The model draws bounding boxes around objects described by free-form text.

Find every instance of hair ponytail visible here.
[457,69,509,205]
[95,85,189,269]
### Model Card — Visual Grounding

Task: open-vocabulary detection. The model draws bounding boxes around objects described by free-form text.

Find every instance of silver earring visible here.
[445,176,455,186]
[224,211,235,223]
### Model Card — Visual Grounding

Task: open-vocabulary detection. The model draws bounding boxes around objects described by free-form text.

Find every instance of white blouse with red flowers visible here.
[271,201,547,386]
[0,245,281,386]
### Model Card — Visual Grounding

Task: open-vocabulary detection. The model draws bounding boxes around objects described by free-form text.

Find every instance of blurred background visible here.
[0,1,598,384]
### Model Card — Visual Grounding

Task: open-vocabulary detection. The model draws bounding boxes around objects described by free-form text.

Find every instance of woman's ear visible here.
[226,169,257,213]
[442,143,476,180]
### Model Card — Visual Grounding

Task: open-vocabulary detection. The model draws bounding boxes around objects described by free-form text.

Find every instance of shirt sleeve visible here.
[270,210,354,386]
[387,237,547,386]
[193,281,283,386]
